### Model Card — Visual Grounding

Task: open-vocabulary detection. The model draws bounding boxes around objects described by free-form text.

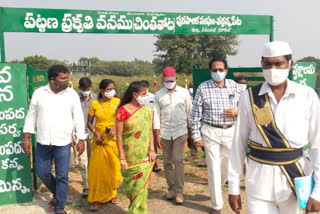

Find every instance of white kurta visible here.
[228,80,320,203]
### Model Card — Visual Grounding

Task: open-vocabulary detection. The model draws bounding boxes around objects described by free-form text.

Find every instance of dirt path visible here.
[0,151,247,214]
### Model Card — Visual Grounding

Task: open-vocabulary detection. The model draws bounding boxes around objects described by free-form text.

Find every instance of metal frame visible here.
[27,65,48,189]
[0,7,274,191]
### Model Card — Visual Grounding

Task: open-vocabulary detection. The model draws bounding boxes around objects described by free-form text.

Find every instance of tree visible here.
[23,55,52,70]
[88,57,101,65]
[153,34,239,74]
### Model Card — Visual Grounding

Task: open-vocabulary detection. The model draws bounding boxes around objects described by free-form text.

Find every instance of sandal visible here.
[111,197,118,204]
[89,202,101,211]
[48,196,56,211]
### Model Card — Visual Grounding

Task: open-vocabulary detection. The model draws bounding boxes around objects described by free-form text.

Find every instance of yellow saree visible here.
[87,97,122,203]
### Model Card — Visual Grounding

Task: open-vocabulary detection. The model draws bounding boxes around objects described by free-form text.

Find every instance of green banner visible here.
[2,7,271,35]
[0,63,32,205]
[291,62,316,88]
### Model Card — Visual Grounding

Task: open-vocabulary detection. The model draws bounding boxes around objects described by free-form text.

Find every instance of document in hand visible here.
[294,176,315,209]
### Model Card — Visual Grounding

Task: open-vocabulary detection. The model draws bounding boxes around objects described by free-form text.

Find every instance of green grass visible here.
[69,73,192,97]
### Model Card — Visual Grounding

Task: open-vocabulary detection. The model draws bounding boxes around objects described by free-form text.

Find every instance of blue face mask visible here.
[211,72,225,82]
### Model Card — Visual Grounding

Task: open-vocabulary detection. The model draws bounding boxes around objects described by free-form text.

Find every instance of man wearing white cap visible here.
[228,41,320,214]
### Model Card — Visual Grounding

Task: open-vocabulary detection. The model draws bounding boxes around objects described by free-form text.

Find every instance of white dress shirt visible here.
[23,84,86,146]
[228,80,320,203]
[153,85,192,140]
[144,92,155,110]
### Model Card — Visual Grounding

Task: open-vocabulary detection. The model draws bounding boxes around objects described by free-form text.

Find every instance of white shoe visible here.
[175,193,184,204]
[166,191,175,200]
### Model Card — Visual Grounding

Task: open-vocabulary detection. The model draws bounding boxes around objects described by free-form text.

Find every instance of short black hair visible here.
[209,58,228,70]
[235,76,247,83]
[261,54,292,63]
[79,77,92,88]
[48,65,69,80]
[141,80,150,87]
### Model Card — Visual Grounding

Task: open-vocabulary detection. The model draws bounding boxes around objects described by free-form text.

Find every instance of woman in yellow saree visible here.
[116,81,156,214]
[87,79,122,210]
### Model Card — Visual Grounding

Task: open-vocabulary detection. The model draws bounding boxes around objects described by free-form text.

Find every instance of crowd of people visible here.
[21,41,320,214]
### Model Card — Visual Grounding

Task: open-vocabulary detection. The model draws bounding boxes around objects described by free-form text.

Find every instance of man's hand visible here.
[154,130,162,149]
[156,135,162,149]
[223,108,237,119]
[71,136,75,147]
[306,197,320,213]
[194,140,204,147]
[77,140,85,155]
[228,194,242,214]
[22,133,31,154]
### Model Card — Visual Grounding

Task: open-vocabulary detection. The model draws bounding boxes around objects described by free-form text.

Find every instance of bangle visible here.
[92,128,96,133]
[22,141,30,144]
[149,149,154,152]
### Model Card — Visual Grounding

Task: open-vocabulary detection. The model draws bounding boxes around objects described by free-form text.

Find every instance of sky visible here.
[0,0,319,67]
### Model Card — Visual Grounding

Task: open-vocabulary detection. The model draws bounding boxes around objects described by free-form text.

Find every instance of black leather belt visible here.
[204,122,233,129]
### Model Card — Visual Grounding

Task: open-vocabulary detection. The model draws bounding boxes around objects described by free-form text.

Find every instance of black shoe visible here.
[81,189,89,198]
[152,167,162,172]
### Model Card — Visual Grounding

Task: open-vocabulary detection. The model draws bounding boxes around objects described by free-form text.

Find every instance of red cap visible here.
[162,67,176,81]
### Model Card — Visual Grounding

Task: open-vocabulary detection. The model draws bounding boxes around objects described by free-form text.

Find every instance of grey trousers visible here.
[70,138,92,190]
[162,134,187,193]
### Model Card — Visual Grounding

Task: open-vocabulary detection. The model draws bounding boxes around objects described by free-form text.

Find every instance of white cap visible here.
[262,41,292,57]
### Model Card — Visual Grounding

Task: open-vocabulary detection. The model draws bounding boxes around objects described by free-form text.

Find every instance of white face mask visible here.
[136,96,148,105]
[238,84,247,93]
[104,89,115,98]
[189,88,193,94]
[164,81,176,90]
[211,71,225,82]
[80,90,91,97]
[263,68,289,86]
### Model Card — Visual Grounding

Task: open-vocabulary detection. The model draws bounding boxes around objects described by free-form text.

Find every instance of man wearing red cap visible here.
[154,67,192,204]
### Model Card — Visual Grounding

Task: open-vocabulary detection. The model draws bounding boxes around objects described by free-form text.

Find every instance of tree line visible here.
[9,35,319,76]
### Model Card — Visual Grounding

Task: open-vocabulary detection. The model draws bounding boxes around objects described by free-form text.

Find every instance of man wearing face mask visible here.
[235,76,247,94]
[141,80,162,173]
[190,57,241,214]
[153,67,192,204]
[23,65,86,214]
[185,81,203,162]
[228,41,320,214]
[70,77,98,197]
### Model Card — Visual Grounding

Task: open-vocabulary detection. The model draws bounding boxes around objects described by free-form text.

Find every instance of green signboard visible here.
[2,7,272,35]
[193,62,317,94]
[291,62,316,88]
[0,64,32,205]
